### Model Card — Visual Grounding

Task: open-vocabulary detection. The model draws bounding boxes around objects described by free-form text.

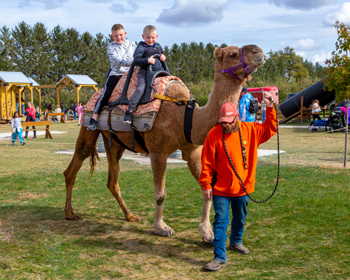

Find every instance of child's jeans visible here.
[12,128,24,143]
[128,69,147,112]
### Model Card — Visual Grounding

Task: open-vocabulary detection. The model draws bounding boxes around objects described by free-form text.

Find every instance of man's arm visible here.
[107,41,134,68]
[256,92,277,144]
[199,131,217,199]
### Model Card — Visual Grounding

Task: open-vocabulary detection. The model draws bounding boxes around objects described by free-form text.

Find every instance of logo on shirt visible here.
[243,140,247,145]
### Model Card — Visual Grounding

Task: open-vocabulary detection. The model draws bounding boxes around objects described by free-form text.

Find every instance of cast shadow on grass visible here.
[0,205,212,267]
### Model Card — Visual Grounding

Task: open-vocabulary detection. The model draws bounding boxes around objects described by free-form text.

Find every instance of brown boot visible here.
[204,259,227,271]
[228,244,250,254]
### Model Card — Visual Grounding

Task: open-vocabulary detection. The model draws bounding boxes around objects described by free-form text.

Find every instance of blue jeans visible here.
[212,195,249,262]
[73,111,77,120]
[12,128,24,143]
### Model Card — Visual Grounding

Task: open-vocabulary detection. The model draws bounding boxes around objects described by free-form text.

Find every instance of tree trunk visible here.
[344,100,349,168]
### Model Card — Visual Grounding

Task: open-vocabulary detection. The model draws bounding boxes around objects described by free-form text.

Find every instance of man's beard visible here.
[222,121,239,134]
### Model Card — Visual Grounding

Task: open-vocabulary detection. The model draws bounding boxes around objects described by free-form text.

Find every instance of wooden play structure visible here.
[279,96,327,124]
[0,72,98,122]
[0,71,40,121]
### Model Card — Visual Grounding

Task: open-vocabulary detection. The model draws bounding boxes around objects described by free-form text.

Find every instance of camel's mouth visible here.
[253,53,267,67]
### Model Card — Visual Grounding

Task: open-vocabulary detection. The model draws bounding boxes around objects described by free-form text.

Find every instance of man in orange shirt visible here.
[201,92,277,271]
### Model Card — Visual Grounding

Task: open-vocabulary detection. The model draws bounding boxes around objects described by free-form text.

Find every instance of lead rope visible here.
[222,102,280,203]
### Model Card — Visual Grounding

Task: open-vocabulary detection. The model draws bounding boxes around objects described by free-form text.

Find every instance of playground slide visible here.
[279,79,335,118]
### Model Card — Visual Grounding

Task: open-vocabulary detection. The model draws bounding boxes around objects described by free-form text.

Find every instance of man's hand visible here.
[148,57,156,65]
[263,91,274,108]
[203,188,213,200]
[160,54,166,62]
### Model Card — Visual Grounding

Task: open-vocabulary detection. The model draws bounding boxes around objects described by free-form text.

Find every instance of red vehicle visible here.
[239,86,279,104]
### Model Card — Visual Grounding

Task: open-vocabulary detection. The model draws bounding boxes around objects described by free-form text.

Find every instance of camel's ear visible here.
[214,47,223,61]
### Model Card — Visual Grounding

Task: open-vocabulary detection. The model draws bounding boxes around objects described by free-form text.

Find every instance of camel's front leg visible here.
[102,132,142,222]
[181,144,214,243]
[150,153,175,236]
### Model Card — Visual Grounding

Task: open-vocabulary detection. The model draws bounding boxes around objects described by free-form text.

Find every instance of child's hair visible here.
[28,101,33,107]
[13,111,19,118]
[111,24,124,33]
[143,25,157,34]
[312,99,319,104]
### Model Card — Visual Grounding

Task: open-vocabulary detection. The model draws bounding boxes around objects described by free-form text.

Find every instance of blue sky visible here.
[1,0,350,65]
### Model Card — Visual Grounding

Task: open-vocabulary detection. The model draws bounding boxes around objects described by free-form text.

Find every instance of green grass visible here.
[1,122,350,279]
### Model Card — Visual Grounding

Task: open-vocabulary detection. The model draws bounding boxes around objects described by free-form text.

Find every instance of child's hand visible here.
[12,129,15,133]
[160,54,166,62]
[148,57,156,65]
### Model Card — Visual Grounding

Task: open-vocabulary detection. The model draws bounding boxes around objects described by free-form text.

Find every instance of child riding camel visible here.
[123,25,166,124]
[88,24,136,131]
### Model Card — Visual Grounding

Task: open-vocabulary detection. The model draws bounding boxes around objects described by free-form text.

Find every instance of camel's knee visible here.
[155,193,166,206]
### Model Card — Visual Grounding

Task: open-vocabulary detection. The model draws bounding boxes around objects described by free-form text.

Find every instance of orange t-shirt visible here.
[199,107,277,197]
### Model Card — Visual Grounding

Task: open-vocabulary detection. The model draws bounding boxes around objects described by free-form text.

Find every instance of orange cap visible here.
[219,102,239,123]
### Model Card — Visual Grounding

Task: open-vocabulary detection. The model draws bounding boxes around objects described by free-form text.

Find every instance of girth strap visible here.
[184,100,197,143]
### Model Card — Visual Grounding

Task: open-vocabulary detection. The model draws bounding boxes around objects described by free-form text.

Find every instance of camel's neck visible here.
[191,74,244,145]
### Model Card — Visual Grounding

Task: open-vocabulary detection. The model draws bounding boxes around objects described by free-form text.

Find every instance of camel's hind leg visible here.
[63,128,100,220]
[101,131,142,222]
[181,144,214,243]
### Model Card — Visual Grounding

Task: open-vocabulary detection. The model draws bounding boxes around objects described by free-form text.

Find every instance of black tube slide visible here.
[279,79,335,118]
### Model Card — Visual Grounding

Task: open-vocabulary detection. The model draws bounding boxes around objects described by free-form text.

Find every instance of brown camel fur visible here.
[63,45,266,242]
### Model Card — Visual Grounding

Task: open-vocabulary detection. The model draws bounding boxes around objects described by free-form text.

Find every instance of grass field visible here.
[0,121,350,279]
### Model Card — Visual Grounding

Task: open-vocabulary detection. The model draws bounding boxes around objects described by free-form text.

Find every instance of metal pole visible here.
[345,99,348,168]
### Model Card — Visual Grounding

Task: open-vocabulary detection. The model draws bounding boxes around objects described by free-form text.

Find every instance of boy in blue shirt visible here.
[88,24,136,131]
[123,25,166,124]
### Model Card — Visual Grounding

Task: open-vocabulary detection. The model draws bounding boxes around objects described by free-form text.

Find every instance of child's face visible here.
[111,29,127,45]
[142,32,158,46]
[14,113,18,118]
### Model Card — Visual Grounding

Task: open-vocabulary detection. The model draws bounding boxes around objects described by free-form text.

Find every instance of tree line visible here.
[1,21,326,106]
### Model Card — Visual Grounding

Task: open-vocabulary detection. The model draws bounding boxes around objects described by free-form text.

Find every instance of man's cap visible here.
[219,102,239,123]
[242,87,248,92]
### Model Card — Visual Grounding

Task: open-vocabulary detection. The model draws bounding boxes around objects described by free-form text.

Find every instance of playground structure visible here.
[279,79,335,123]
[0,72,98,122]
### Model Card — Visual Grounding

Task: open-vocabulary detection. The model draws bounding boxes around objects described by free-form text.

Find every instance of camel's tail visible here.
[89,148,100,177]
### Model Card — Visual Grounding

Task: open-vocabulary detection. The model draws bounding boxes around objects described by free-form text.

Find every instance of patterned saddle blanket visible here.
[82,68,189,132]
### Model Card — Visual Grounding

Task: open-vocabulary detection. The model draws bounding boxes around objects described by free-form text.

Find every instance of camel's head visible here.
[214,45,266,80]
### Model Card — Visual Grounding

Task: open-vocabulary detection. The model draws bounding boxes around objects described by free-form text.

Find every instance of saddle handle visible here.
[148,54,169,73]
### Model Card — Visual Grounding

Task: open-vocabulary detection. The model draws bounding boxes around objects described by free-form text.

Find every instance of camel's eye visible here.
[229,53,238,59]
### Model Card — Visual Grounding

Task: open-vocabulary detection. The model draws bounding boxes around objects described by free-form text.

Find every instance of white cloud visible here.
[292,38,323,51]
[157,0,231,27]
[110,0,139,14]
[269,0,336,11]
[323,2,350,26]
[19,0,68,10]
[312,50,332,65]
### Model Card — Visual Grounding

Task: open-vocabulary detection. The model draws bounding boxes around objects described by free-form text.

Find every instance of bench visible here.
[22,121,53,139]
[44,112,65,123]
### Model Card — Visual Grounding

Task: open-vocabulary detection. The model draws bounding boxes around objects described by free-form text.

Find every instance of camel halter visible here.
[218,47,253,79]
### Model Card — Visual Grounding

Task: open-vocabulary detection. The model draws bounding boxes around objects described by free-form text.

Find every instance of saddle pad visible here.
[85,67,189,116]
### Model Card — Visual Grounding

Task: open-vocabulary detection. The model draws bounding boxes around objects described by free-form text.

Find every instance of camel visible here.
[63,45,266,242]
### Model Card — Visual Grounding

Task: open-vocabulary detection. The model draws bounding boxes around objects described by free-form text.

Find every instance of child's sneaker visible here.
[21,142,26,146]
[87,118,97,131]
[12,142,15,145]
[123,111,133,124]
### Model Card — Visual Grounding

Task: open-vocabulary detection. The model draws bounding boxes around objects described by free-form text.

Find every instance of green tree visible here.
[12,21,33,75]
[0,26,14,71]
[31,22,53,84]
[324,21,350,167]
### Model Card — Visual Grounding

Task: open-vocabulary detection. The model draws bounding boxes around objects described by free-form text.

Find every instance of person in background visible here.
[310,99,321,126]
[239,87,255,122]
[76,102,84,126]
[46,101,52,113]
[24,102,36,139]
[51,105,62,123]
[21,98,25,115]
[16,98,20,113]
[60,102,65,112]
[11,111,25,146]
[200,92,277,271]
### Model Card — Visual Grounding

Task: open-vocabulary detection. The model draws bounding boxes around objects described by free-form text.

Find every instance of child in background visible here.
[311,99,321,125]
[76,102,84,126]
[123,25,166,124]
[88,23,136,130]
[11,111,25,146]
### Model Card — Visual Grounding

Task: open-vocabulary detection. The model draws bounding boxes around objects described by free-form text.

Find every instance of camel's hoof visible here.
[202,236,214,244]
[154,227,175,237]
[66,214,80,220]
[127,214,142,222]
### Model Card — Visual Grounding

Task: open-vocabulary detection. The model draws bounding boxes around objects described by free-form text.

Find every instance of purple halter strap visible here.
[218,47,252,79]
